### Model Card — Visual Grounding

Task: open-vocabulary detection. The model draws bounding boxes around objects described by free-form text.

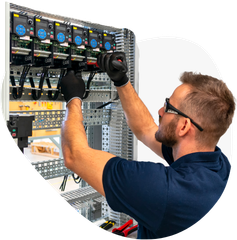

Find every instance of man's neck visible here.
[172,142,216,161]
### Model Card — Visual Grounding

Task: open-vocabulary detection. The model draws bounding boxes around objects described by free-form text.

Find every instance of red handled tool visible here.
[112,219,138,237]
[87,61,99,68]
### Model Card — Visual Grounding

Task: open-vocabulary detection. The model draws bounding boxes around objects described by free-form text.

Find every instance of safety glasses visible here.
[164,98,203,132]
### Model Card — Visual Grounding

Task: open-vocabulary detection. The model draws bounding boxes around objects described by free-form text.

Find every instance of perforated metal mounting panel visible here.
[10,108,111,130]
[32,158,72,180]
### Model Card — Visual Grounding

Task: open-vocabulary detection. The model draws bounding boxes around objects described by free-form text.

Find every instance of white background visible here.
[137,37,232,163]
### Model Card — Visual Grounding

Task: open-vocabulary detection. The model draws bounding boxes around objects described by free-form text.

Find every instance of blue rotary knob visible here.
[38,29,47,39]
[105,42,111,50]
[90,39,97,48]
[75,36,82,45]
[57,32,65,43]
[16,25,26,36]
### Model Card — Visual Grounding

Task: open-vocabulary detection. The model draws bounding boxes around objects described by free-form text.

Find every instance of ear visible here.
[178,118,191,137]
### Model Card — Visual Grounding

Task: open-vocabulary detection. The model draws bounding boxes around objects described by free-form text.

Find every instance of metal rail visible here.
[31,158,72,180]
[10,108,111,130]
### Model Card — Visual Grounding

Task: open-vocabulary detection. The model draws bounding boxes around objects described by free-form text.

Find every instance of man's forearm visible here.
[116,81,158,140]
[61,99,89,167]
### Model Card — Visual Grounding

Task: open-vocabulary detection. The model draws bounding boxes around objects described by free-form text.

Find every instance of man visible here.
[60,52,235,239]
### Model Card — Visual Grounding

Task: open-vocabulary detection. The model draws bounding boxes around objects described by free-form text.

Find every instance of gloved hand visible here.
[61,70,85,105]
[97,52,129,87]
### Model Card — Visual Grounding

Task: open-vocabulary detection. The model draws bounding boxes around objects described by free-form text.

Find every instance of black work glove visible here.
[97,52,129,87]
[61,70,85,105]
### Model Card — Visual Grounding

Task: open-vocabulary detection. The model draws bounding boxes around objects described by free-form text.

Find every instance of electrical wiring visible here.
[29,67,48,100]
[47,68,66,100]
[72,174,82,184]
[59,175,68,192]
[10,65,31,99]
[82,71,96,99]
[59,174,82,192]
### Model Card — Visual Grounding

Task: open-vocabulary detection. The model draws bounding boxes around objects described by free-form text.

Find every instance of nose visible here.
[158,106,164,118]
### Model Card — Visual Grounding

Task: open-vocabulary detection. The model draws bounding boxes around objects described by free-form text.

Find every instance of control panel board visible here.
[88,29,102,49]
[102,33,116,51]
[12,12,34,37]
[72,26,88,46]
[35,17,54,40]
[54,22,72,43]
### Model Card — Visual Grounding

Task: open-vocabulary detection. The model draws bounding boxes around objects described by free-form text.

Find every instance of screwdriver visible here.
[90,58,122,68]
[99,220,116,230]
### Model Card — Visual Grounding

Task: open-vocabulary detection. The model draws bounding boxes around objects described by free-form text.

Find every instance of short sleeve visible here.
[102,157,168,232]
[162,144,174,165]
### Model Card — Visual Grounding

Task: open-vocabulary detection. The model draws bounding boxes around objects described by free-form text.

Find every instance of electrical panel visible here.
[6,3,136,229]
[10,10,116,72]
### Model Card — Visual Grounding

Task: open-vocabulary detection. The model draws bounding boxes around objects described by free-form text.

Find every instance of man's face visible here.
[155,113,179,147]
[155,84,191,147]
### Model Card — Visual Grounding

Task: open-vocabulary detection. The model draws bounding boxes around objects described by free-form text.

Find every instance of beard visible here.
[155,116,179,147]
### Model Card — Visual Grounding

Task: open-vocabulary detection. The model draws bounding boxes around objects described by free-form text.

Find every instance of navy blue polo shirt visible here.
[102,145,230,239]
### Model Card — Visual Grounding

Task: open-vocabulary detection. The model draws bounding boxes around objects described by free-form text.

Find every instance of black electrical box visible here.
[12,12,34,37]
[72,26,88,46]
[88,30,103,49]
[54,22,72,43]
[7,114,34,138]
[34,17,54,40]
[7,114,35,152]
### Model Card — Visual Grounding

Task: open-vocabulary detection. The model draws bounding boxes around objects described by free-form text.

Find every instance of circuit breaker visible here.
[5,3,137,228]
[7,113,35,152]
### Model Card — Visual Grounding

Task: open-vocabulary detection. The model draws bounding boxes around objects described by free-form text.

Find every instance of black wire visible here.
[59,175,68,191]
[95,94,119,109]
[30,67,48,100]
[11,66,30,99]
[19,66,30,98]
[59,174,82,191]
[82,72,95,99]
[72,174,82,184]
[96,101,112,109]
[10,75,18,99]
[47,68,66,100]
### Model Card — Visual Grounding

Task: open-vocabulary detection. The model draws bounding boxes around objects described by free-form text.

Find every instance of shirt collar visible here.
[170,146,223,170]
